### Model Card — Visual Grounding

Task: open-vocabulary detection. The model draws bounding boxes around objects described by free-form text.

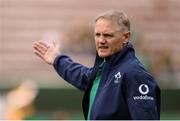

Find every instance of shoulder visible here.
[120,57,158,86]
[120,56,146,75]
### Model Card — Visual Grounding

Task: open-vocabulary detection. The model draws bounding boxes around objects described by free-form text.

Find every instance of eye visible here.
[95,33,101,37]
[103,33,114,38]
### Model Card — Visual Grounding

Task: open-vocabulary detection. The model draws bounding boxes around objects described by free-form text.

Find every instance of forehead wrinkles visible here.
[95,19,120,33]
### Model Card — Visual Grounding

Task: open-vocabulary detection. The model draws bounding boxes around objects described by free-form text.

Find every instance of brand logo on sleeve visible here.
[133,83,154,101]
[139,84,149,95]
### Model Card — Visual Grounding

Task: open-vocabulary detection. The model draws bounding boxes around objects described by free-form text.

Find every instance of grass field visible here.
[160,112,180,120]
[27,111,180,120]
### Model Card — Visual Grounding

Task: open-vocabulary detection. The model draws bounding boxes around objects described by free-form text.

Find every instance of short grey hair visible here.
[95,10,130,32]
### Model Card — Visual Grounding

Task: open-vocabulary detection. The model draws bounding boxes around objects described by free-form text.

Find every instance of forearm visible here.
[53,55,92,91]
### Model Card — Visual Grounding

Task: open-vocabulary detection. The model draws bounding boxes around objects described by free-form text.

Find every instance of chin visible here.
[98,53,109,58]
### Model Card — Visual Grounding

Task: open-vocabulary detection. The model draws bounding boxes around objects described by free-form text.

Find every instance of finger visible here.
[34,49,45,60]
[33,42,49,53]
[34,42,49,50]
[38,41,50,48]
[33,44,46,55]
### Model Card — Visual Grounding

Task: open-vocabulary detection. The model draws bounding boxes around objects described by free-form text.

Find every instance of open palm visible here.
[33,40,60,65]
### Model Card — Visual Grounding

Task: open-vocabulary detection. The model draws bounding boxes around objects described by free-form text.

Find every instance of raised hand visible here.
[33,40,60,65]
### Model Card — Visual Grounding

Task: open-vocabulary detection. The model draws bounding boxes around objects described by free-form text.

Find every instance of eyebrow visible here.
[95,30,120,34]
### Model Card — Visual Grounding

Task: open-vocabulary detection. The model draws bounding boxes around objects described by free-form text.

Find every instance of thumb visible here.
[53,40,61,50]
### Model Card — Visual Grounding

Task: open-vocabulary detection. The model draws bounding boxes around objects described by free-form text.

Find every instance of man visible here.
[33,10,160,120]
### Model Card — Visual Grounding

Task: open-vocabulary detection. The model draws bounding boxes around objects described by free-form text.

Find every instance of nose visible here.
[98,35,106,44]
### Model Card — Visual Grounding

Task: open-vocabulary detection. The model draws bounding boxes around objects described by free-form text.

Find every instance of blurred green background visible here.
[1,88,180,120]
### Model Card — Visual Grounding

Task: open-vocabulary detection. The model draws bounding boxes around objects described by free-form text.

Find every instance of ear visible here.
[122,31,131,44]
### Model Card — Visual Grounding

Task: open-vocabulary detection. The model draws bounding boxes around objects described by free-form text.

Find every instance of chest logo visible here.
[114,72,121,83]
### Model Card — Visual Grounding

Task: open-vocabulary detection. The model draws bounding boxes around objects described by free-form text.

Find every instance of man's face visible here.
[95,18,129,58]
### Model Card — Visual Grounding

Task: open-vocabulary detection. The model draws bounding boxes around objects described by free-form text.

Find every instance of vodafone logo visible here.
[138,84,149,95]
[133,84,154,101]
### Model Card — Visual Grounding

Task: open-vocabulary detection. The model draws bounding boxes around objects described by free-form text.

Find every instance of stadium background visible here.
[0,0,180,119]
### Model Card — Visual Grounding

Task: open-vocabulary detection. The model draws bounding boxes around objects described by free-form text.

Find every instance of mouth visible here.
[98,46,109,50]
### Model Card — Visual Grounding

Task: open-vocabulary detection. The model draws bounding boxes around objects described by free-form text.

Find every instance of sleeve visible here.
[124,70,160,120]
[53,55,93,91]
